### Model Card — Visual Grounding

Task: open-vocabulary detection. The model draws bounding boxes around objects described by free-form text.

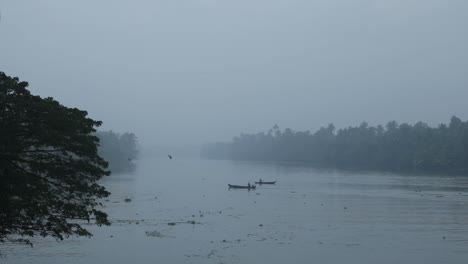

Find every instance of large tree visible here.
[0,72,110,245]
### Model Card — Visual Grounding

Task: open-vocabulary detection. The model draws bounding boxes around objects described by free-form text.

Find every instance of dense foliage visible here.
[202,118,468,174]
[96,131,138,173]
[0,72,110,245]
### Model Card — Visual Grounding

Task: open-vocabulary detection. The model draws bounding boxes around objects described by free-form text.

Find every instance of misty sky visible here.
[1,0,467,147]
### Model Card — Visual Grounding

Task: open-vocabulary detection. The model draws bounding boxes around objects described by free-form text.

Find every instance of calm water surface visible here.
[2,157,468,263]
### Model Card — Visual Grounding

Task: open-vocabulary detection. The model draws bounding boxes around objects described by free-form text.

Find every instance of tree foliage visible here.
[0,72,110,245]
[201,117,468,174]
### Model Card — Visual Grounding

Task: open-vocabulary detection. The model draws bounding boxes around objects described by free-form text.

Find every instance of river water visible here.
[2,157,468,264]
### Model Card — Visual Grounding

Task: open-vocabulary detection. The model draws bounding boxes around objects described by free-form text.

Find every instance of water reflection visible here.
[2,157,468,264]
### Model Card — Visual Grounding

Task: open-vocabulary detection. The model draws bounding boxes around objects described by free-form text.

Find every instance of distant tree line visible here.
[201,117,468,174]
[96,131,138,173]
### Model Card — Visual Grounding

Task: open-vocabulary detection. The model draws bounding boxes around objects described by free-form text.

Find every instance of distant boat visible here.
[168,155,173,159]
[228,184,256,189]
[255,180,276,185]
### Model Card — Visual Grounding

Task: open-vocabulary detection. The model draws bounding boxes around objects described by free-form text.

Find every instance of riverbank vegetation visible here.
[202,117,468,174]
[96,131,138,173]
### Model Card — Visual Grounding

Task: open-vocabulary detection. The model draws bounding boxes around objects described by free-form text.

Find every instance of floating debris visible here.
[145,230,172,238]
[168,222,176,226]
[124,198,132,202]
[207,250,217,258]
[113,219,142,225]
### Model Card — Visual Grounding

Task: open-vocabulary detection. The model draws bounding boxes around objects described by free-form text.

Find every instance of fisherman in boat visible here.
[248,183,251,188]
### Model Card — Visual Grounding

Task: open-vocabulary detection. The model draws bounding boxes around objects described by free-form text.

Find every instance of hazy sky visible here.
[1,0,467,146]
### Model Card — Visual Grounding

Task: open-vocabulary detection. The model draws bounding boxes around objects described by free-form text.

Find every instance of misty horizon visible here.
[1,0,467,147]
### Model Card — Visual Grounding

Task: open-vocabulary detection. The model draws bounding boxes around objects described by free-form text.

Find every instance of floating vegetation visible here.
[113,219,142,225]
[166,220,202,226]
[207,250,217,258]
[346,243,360,247]
[145,230,174,238]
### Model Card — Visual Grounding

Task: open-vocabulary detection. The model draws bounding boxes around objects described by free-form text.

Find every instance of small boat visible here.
[228,184,256,189]
[255,180,277,185]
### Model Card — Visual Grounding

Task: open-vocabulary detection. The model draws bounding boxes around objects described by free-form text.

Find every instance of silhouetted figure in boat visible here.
[168,155,173,159]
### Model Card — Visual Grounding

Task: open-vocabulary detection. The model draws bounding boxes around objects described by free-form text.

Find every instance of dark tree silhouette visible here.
[0,72,110,245]
[202,117,468,174]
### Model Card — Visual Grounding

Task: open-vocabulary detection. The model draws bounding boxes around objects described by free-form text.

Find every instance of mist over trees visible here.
[201,117,468,174]
[96,131,138,174]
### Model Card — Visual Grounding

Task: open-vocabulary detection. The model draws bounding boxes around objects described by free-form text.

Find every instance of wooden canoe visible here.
[254,181,277,185]
[228,184,256,189]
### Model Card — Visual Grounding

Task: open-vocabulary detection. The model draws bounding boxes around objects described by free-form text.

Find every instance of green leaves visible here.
[0,72,110,245]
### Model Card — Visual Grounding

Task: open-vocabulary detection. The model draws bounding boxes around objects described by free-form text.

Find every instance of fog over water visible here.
[1,0,468,147]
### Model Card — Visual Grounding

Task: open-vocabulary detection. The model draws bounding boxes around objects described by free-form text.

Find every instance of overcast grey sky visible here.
[1,0,467,146]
